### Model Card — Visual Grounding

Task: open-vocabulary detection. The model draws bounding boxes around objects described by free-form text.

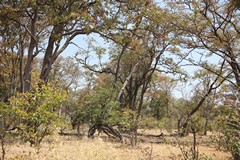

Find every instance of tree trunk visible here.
[191,127,198,160]
[1,135,5,160]
[40,33,55,83]
[229,53,240,95]
[77,125,80,136]
[10,55,18,97]
[177,115,183,132]
[0,116,5,160]
[23,13,37,92]
[130,126,138,146]
[116,62,140,102]
[23,57,33,92]
[40,24,65,83]
[19,41,24,93]
[204,117,209,136]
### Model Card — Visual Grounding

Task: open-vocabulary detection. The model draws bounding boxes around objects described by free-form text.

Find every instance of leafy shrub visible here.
[216,106,240,160]
[10,83,67,147]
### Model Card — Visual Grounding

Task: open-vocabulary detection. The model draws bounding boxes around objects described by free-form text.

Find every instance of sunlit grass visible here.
[4,130,231,160]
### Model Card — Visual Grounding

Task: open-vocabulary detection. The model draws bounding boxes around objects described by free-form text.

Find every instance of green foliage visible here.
[9,83,67,146]
[0,102,12,130]
[92,90,125,126]
[189,117,205,133]
[159,117,174,133]
[72,86,120,126]
[0,102,13,140]
[216,106,240,159]
[149,95,168,120]
[71,84,138,132]
[71,103,89,128]
[0,101,17,142]
[119,109,137,129]
[84,87,115,123]
[141,116,161,129]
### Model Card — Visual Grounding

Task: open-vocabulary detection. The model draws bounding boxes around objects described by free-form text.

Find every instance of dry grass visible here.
[2,130,231,160]
[5,136,144,160]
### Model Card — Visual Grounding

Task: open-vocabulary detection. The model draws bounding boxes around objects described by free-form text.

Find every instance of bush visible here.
[10,83,67,147]
[216,106,240,160]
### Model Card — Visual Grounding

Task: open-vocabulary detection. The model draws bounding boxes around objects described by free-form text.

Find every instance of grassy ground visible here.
[3,129,231,160]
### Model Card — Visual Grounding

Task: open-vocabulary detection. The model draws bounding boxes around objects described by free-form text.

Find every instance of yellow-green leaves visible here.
[9,83,67,146]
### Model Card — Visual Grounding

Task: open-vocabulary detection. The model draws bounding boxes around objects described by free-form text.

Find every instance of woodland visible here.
[0,0,239,160]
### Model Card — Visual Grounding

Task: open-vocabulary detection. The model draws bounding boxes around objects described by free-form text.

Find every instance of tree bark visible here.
[177,115,183,132]
[19,39,24,93]
[23,12,37,92]
[204,99,212,136]
[23,56,33,92]
[40,27,57,83]
[116,62,140,102]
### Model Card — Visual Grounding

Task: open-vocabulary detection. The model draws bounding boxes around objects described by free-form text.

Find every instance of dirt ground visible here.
[3,129,231,160]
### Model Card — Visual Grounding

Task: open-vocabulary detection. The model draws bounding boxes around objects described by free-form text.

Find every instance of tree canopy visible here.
[0,0,239,159]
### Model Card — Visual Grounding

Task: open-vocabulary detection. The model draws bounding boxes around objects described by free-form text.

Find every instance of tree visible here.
[0,0,155,92]
[75,0,184,145]
[192,69,220,135]
[0,0,98,91]
[168,0,239,95]
[71,73,124,140]
[172,98,191,132]
[147,73,176,119]
[0,50,18,101]
[181,65,225,135]
[166,0,239,139]
[49,56,82,90]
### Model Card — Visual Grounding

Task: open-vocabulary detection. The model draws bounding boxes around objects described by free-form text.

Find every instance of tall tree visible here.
[76,0,183,145]
[0,0,155,93]
[167,0,240,96]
